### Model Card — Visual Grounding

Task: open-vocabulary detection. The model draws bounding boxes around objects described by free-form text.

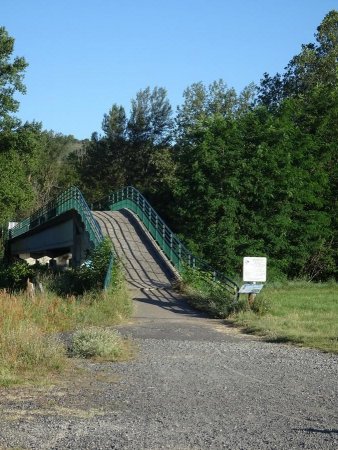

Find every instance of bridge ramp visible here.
[93,209,177,290]
[93,209,200,319]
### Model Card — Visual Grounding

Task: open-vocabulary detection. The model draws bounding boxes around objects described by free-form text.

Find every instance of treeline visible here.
[0,12,337,281]
[74,11,337,281]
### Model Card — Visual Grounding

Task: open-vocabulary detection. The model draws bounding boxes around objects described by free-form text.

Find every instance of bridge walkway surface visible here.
[92,209,218,336]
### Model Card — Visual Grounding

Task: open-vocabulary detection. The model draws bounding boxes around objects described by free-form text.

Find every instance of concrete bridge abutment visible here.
[7,211,93,267]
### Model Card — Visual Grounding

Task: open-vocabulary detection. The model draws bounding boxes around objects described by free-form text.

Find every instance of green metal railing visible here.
[93,186,239,297]
[9,186,103,246]
[103,253,115,290]
[8,187,114,291]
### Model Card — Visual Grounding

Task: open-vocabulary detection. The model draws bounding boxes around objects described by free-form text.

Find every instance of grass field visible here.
[0,271,132,386]
[230,281,338,353]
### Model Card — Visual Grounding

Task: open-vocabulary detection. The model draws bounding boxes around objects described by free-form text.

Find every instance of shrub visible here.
[0,260,34,290]
[179,266,244,318]
[52,237,114,295]
[71,327,124,360]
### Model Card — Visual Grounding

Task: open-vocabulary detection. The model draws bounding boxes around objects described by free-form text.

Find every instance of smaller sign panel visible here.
[239,283,264,294]
[243,257,267,282]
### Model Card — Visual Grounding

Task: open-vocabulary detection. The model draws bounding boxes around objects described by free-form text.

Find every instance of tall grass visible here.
[178,266,245,318]
[0,291,67,386]
[230,281,338,353]
[0,264,132,386]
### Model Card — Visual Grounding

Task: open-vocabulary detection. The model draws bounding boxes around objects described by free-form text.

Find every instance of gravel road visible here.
[0,293,337,450]
[1,206,336,448]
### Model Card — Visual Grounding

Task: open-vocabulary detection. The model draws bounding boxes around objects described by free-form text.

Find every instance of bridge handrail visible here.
[92,186,239,296]
[9,186,103,246]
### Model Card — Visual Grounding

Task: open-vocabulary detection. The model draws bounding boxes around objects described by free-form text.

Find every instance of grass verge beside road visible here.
[179,269,337,353]
[0,267,132,386]
[230,281,338,353]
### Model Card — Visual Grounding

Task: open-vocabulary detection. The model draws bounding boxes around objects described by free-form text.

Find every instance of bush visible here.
[52,238,114,295]
[71,327,124,360]
[0,260,34,291]
[179,267,244,318]
[0,237,114,296]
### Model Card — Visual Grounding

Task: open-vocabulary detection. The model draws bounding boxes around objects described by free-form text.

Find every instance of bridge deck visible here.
[93,209,176,290]
[93,209,200,319]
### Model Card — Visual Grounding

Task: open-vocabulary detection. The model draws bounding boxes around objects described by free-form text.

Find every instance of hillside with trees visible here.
[0,11,337,281]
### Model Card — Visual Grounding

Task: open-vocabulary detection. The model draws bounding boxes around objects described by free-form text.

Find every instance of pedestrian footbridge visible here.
[6,186,238,297]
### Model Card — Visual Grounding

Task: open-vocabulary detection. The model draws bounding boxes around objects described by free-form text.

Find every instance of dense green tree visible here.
[172,9,338,279]
[102,104,127,141]
[258,10,338,107]
[128,86,173,146]
[30,129,80,206]
[0,26,28,130]
[125,87,173,189]
[78,130,128,202]
[172,93,336,280]
[0,150,34,224]
[172,114,242,267]
[76,87,174,202]
[0,120,79,223]
[176,80,255,138]
[284,10,337,95]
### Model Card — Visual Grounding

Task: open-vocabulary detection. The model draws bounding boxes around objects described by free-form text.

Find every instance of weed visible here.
[0,321,67,386]
[71,327,124,360]
[251,292,271,316]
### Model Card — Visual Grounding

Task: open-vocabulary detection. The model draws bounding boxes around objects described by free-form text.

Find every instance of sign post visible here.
[239,257,267,306]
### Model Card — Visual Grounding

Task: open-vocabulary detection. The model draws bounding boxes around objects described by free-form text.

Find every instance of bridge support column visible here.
[71,220,92,266]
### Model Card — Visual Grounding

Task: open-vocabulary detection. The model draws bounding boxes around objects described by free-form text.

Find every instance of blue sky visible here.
[2,0,337,139]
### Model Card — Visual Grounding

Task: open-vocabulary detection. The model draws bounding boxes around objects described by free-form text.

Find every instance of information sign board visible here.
[243,257,267,282]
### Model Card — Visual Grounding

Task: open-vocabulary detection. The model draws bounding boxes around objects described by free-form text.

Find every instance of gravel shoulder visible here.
[0,291,337,450]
